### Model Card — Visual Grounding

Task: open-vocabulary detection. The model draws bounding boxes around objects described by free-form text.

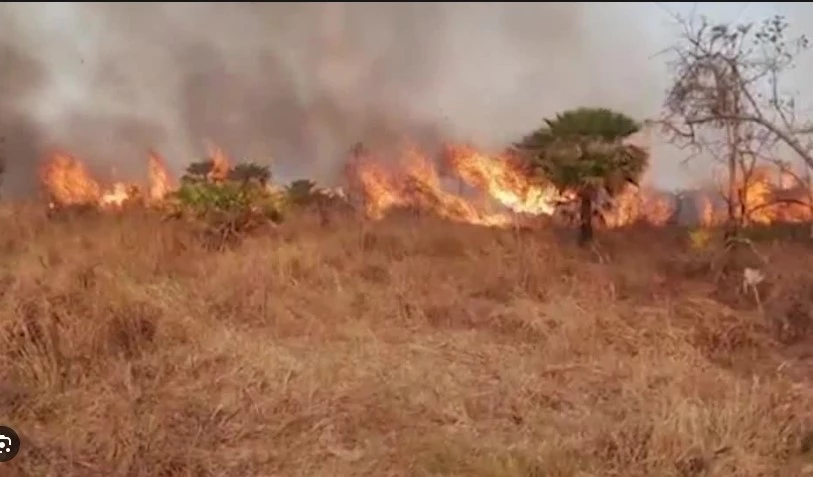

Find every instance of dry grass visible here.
[1,204,813,476]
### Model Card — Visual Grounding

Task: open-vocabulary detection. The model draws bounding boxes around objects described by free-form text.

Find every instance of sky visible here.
[0,2,811,195]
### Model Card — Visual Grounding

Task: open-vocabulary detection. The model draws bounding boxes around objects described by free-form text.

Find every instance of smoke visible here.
[0,10,50,198]
[0,3,687,196]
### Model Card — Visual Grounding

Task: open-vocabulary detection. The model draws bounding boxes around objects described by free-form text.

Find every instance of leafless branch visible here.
[671,15,812,154]
[746,197,813,216]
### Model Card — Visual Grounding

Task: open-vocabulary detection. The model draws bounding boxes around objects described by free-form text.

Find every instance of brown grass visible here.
[1,204,813,476]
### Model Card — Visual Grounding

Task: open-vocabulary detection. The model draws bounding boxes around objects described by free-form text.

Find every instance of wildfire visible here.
[207,145,232,183]
[604,184,675,227]
[443,145,559,216]
[345,144,506,226]
[147,151,175,201]
[99,182,130,207]
[692,164,813,227]
[40,150,176,210]
[740,165,813,224]
[344,141,684,228]
[39,153,102,207]
[35,139,813,228]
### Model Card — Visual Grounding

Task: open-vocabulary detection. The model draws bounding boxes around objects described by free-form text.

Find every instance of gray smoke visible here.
[0,3,729,197]
[0,9,50,198]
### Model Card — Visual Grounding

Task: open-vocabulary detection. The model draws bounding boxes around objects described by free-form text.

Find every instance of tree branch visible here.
[686,113,813,169]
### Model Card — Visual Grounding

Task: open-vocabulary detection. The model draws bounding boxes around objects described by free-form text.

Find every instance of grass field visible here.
[1,205,812,476]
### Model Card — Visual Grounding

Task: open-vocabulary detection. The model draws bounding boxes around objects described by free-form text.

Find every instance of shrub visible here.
[167,161,287,250]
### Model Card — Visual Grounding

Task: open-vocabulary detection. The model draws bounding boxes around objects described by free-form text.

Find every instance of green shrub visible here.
[173,181,285,219]
[167,160,288,250]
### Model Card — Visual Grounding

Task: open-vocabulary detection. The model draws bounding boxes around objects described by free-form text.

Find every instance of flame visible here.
[344,142,679,228]
[99,182,130,207]
[602,184,675,227]
[39,152,102,206]
[443,145,558,215]
[741,165,813,224]
[147,150,175,201]
[687,163,813,227]
[36,136,678,228]
[40,150,177,210]
[698,195,722,226]
[207,145,232,183]
[346,143,513,226]
[37,135,813,229]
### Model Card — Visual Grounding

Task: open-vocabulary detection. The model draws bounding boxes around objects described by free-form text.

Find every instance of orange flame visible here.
[41,150,177,210]
[443,145,558,215]
[39,152,102,206]
[207,145,232,183]
[147,151,175,202]
[346,143,512,226]
[37,137,813,229]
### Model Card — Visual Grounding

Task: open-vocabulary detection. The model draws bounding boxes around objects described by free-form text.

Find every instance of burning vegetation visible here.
[6,7,813,476]
[5,157,813,476]
[33,115,813,245]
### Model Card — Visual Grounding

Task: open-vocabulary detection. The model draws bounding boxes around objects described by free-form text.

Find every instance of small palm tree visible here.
[228,163,271,187]
[514,107,648,245]
[181,159,216,184]
[286,179,318,206]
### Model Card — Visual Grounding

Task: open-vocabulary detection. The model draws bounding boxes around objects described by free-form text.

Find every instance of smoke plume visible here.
[0,3,681,197]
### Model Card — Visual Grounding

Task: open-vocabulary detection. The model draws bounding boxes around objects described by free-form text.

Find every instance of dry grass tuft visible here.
[1,206,813,476]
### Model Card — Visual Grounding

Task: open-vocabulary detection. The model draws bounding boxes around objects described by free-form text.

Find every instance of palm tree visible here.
[514,107,649,245]
[286,179,318,206]
[181,159,216,184]
[228,163,271,187]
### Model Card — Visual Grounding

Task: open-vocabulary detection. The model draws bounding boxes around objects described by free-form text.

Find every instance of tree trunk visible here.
[578,190,594,246]
[803,162,813,239]
[724,117,742,240]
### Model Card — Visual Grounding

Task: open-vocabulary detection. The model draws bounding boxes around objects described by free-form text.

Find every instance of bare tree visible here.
[661,12,812,232]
